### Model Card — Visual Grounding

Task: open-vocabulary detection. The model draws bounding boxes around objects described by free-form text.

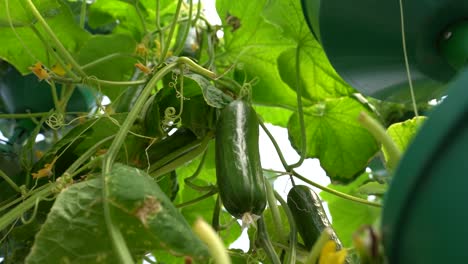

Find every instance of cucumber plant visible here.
[0,0,431,263]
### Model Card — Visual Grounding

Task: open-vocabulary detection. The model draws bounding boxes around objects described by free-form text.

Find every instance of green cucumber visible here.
[215,100,266,220]
[287,185,342,250]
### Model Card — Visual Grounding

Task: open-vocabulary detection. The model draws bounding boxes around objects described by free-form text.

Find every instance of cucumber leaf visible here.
[382,116,427,162]
[26,164,209,263]
[288,96,379,182]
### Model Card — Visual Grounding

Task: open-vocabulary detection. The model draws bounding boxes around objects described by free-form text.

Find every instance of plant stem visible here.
[0,169,21,193]
[49,81,61,112]
[289,45,307,169]
[149,133,212,176]
[87,78,147,87]
[257,218,281,264]
[259,120,289,169]
[193,218,232,264]
[101,63,179,264]
[275,191,297,264]
[99,57,214,263]
[212,195,221,231]
[0,112,56,119]
[398,0,419,117]
[135,1,148,36]
[159,0,183,64]
[292,171,382,207]
[174,0,193,55]
[0,183,54,232]
[24,0,87,77]
[63,135,114,176]
[265,180,285,242]
[184,151,214,192]
[175,188,218,208]
[81,53,140,70]
[79,0,87,28]
[358,111,401,170]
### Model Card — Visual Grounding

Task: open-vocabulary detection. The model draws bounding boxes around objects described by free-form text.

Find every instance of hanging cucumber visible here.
[287,185,342,250]
[215,100,266,222]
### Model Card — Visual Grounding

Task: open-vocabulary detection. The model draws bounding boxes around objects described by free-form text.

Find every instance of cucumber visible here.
[215,100,266,220]
[287,185,342,250]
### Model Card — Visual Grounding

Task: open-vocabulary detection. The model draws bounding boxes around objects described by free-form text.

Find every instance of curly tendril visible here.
[46,112,65,130]
[162,107,181,127]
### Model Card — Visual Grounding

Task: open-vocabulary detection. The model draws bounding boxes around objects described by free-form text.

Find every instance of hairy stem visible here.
[358,111,401,170]
[257,218,281,264]
[275,191,297,264]
[289,46,307,169]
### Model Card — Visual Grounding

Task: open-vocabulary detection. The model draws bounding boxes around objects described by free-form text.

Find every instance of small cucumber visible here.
[215,100,266,220]
[287,185,342,250]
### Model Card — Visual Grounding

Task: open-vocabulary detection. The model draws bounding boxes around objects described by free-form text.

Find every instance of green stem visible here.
[193,218,232,264]
[155,0,163,47]
[0,183,54,232]
[86,78,147,87]
[184,151,214,192]
[398,0,419,117]
[0,169,21,193]
[257,218,281,264]
[175,188,217,208]
[265,180,285,242]
[135,1,148,36]
[174,0,193,55]
[274,191,296,264]
[0,112,54,119]
[58,84,76,112]
[259,120,289,169]
[179,56,217,79]
[81,53,140,70]
[24,0,87,77]
[101,64,179,264]
[292,171,382,207]
[63,136,114,176]
[49,81,61,112]
[149,133,212,175]
[159,0,183,64]
[79,0,87,28]
[358,111,401,170]
[212,195,221,231]
[289,46,307,169]
[99,57,213,263]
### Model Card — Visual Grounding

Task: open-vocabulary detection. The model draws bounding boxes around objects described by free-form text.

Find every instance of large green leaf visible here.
[26,164,209,263]
[88,0,177,40]
[277,47,354,101]
[216,0,298,108]
[320,173,381,247]
[264,0,353,101]
[0,0,90,74]
[77,34,138,101]
[382,116,427,161]
[288,97,379,181]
